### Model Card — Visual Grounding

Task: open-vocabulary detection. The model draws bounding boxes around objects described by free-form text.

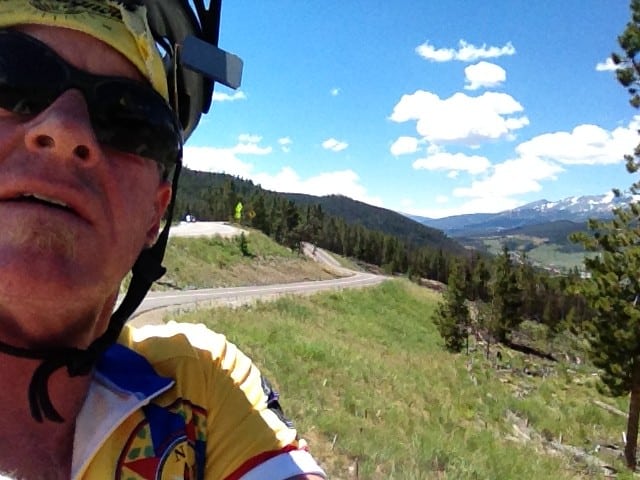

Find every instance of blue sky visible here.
[184,1,636,219]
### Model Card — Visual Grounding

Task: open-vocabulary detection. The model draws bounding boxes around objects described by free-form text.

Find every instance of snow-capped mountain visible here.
[522,191,624,216]
[409,192,630,237]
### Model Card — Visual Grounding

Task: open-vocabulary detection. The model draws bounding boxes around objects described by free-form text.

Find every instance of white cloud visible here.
[464,61,506,90]
[183,137,272,175]
[515,119,639,166]
[322,138,349,152]
[278,136,292,153]
[596,57,618,72]
[453,156,564,199]
[212,90,247,102]
[435,195,448,204]
[390,136,420,156]
[183,144,380,206]
[415,42,455,62]
[233,135,272,155]
[405,117,640,218]
[183,146,255,177]
[232,142,272,155]
[330,87,341,96]
[412,151,491,175]
[238,133,262,143]
[253,167,381,205]
[390,90,529,145]
[415,39,515,63]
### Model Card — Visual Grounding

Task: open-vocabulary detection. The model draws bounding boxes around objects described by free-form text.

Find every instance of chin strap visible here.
[0,159,182,423]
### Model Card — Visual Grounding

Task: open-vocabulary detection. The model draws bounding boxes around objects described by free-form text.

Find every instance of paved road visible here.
[129,225,385,324]
[134,272,384,315]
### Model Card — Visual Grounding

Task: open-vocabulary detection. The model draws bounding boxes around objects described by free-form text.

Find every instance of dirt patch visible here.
[419,278,447,292]
[169,221,247,238]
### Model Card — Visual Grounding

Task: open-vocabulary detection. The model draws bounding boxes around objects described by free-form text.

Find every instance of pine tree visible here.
[282,200,301,251]
[517,254,542,321]
[434,260,470,353]
[572,205,640,469]
[250,193,270,235]
[490,246,523,343]
[570,1,640,468]
[469,252,491,302]
[308,204,324,245]
[381,235,394,269]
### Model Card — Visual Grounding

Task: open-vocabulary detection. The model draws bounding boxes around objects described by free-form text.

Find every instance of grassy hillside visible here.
[164,280,631,479]
[145,229,340,291]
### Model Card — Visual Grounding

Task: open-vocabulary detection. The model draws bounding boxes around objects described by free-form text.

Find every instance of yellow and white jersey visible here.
[71,321,326,480]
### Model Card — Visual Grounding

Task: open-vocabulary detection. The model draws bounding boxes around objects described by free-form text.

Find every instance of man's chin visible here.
[0,255,113,308]
[0,224,78,259]
[0,293,115,350]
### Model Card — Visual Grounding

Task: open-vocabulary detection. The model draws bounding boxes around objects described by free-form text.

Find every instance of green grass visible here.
[166,230,294,269]
[329,251,364,271]
[152,231,338,290]
[164,280,632,479]
[525,244,589,272]
[481,238,588,272]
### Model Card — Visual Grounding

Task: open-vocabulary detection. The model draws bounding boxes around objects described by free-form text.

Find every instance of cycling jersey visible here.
[71,321,326,480]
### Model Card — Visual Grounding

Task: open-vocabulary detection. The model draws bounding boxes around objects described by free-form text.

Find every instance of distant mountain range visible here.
[408,192,628,238]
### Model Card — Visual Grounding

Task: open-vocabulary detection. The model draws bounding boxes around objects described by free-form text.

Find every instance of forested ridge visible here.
[283,192,456,250]
[175,169,460,249]
[174,168,471,276]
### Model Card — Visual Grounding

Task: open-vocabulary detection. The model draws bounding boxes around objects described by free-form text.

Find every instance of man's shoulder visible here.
[119,321,230,365]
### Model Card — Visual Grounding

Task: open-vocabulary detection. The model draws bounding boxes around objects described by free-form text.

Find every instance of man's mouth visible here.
[9,193,74,213]
[0,181,94,224]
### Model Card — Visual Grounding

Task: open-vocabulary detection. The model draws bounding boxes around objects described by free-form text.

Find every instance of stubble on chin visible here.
[1,223,77,261]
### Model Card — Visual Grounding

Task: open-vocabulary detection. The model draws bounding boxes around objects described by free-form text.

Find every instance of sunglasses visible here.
[0,30,182,169]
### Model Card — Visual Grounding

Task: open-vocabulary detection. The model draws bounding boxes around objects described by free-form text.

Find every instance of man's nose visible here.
[23,90,99,166]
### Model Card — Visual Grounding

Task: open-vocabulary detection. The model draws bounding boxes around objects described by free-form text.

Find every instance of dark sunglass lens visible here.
[0,32,65,114]
[0,87,50,115]
[91,82,181,167]
[93,115,179,167]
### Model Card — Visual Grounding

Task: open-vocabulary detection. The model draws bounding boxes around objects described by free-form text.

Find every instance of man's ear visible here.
[145,181,172,246]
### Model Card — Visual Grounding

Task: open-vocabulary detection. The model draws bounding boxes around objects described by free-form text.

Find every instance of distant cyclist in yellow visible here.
[0,1,326,479]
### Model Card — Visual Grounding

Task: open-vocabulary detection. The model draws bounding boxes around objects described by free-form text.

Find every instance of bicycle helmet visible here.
[144,0,243,138]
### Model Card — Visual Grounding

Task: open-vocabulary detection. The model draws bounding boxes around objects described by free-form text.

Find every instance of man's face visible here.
[0,26,171,326]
